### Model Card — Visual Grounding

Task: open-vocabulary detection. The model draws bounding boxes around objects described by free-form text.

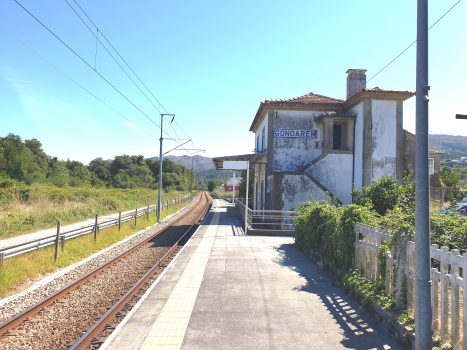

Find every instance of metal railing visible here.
[234,199,295,230]
[0,193,197,262]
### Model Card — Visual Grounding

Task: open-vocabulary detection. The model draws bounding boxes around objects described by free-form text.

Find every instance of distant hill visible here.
[429,134,467,160]
[147,155,215,172]
[146,154,234,188]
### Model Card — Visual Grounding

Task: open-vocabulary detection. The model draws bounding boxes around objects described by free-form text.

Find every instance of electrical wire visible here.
[0,25,158,141]
[69,0,195,155]
[13,0,162,131]
[367,0,462,83]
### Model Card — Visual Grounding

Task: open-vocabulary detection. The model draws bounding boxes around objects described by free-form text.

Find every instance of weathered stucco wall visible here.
[281,174,327,211]
[255,114,268,153]
[266,174,273,210]
[371,100,397,180]
[306,154,353,204]
[273,110,322,172]
[350,102,364,188]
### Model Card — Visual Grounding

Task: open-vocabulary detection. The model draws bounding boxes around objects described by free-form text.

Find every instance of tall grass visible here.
[0,199,191,297]
[0,184,188,239]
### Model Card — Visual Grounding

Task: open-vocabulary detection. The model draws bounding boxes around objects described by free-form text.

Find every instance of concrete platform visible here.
[102,200,401,350]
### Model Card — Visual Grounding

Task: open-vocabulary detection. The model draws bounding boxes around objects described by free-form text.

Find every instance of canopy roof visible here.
[212,153,266,170]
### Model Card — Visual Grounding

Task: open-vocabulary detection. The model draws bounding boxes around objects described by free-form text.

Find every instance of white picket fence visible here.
[355,223,467,348]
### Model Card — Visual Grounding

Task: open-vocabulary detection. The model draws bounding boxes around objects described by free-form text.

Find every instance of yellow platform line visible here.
[140,208,220,350]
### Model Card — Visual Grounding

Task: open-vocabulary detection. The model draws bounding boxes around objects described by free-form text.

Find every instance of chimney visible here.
[346,69,367,99]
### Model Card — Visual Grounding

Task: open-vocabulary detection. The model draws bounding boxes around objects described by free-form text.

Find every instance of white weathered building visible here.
[213,69,414,212]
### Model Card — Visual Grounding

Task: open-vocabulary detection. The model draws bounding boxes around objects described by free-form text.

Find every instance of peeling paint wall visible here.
[371,100,397,180]
[306,154,353,204]
[273,110,322,172]
[266,175,273,210]
[255,114,268,153]
[350,102,364,188]
[281,174,327,211]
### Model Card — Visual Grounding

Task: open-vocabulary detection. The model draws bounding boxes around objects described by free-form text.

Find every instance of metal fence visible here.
[234,199,295,230]
[0,193,197,263]
[355,223,467,349]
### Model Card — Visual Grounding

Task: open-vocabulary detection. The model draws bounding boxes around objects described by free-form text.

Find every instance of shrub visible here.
[294,197,376,269]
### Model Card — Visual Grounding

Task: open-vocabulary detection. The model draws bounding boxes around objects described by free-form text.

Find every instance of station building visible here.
[213,69,415,212]
[224,177,242,192]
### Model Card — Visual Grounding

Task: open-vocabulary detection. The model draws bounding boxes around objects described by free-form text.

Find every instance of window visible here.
[333,124,342,149]
[256,135,259,153]
[262,127,266,152]
[429,158,435,175]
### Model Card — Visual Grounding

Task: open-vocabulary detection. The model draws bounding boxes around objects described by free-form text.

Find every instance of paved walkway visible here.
[103,200,400,350]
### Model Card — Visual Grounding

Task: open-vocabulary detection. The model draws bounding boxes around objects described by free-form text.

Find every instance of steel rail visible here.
[0,193,205,337]
[69,192,210,350]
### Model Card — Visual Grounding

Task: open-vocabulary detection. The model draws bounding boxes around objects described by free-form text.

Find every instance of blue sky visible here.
[1,0,466,164]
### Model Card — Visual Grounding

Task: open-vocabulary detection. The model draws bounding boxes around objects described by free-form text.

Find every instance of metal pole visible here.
[135,208,137,226]
[191,157,193,194]
[415,1,432,348]
[94,214,98,241]
[54,221,61,261]
[158,114,164,221]
[233,171,235,204]
[245,162,249,235]
[119,211,122,231]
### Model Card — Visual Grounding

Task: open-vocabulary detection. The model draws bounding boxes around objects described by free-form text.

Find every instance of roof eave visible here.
[249,102,344,132]
[344,91,415,109]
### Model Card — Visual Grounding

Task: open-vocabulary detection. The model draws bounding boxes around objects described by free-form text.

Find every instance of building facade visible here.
[214,69,414,212]
[224,177,241,192]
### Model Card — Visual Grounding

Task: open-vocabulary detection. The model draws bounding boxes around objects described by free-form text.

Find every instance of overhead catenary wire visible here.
[68,0,194,155]
[367,0,462,83]
[0,25,158,141]
[71,0,168,114]
[13,0,163,132]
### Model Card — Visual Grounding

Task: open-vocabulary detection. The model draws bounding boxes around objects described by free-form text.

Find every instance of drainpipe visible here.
[351,117,356,203]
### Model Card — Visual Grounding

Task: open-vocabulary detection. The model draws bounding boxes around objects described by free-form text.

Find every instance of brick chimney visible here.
[346,69,367,99]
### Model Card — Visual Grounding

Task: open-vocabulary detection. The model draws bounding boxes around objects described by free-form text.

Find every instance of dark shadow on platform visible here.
[271,243,401,350]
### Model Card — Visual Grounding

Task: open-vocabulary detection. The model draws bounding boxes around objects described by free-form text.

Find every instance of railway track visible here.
[0,192,211,350]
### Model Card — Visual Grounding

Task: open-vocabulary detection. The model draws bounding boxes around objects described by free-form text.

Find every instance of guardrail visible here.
[234,199,295,230]
[0,193,197,262]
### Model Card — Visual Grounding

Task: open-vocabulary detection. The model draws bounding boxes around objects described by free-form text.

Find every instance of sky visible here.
[1,0,466,164]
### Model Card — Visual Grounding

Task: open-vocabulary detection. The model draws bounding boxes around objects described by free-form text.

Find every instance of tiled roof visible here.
[250,93,343,132]
[264,92,344,106]
[345,87,414,106]
[250,87,415,132]
[429,150,445,155]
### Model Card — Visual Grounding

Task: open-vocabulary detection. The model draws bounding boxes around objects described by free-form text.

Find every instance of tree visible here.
[88,158,111,184]
[440,166,461,188]
[238,167,254,200]
[208,179,217,191]
[48,161,70,187]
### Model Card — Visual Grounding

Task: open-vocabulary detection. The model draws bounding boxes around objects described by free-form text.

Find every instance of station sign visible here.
[274,129,318,138]
[222,161,248,170]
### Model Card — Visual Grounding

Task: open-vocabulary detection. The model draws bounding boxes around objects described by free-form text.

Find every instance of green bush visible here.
[294,197,376,269]
[352,175,415,215]
[294,176,467,271]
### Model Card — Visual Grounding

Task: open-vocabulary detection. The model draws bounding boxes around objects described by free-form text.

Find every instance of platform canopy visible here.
[212,153,266,170]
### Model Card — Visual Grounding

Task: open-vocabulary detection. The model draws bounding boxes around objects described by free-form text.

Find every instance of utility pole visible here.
[415,1,432,349]
[158,114,175,221]
[191,156,194,194]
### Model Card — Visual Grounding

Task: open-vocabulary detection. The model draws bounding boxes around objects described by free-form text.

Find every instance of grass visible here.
[0,184,189,239]
[0,198,193,297]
